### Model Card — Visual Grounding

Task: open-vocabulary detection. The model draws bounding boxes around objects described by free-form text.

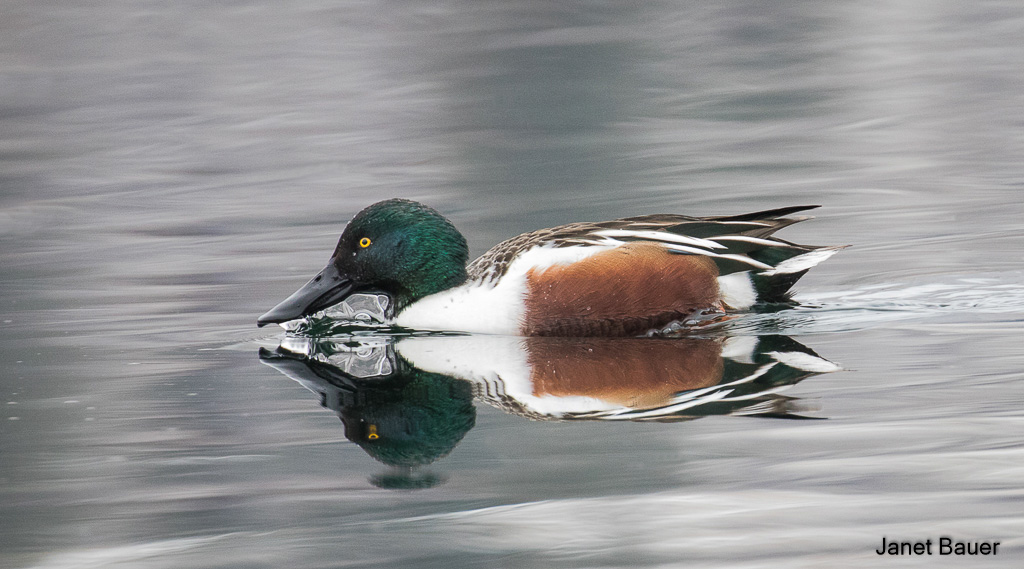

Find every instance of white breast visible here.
[392,279,527,335]
[393,243,613,335]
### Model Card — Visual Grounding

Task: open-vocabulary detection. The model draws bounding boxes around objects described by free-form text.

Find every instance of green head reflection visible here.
[338,369,476,468]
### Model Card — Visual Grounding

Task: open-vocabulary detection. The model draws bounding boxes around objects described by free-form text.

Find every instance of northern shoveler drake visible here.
[257,198,841,336]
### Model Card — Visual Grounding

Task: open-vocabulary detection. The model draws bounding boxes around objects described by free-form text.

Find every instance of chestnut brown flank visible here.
[526,337,724,408]
[522,242,721,336]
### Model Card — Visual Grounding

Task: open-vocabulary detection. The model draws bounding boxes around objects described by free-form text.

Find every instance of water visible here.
[2,1,1023,567]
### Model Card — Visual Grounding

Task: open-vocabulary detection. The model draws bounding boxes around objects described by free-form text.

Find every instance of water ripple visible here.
[716,273,1024,335]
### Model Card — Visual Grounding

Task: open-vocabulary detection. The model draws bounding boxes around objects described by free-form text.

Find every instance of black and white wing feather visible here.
[468,205,841,303]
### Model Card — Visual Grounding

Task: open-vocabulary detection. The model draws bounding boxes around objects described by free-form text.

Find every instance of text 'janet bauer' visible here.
[876,537,999,556]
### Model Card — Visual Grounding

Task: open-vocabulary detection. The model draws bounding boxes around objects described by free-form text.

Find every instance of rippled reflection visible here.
[259,333,837,487]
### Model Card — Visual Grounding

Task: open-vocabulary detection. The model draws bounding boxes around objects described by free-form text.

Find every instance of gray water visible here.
[3,1,1024,567]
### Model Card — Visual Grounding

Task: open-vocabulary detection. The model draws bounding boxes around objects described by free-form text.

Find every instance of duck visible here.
[257,198,840,336]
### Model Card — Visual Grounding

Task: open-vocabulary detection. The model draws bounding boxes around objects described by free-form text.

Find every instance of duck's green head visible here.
[257,199,468,327]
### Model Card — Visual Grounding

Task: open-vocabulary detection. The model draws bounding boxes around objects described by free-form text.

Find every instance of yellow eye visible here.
[359,237,371,248]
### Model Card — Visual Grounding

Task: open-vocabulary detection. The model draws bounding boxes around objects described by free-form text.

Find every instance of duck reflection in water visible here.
[259,331,838,488]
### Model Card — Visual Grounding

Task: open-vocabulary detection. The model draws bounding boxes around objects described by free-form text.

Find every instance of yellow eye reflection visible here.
[367,424,379,440]
[359,237,372,248]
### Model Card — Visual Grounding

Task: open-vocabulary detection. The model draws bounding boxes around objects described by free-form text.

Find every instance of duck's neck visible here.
[391,262,469,313]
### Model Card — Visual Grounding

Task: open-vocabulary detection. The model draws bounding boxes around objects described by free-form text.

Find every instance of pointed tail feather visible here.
[750,246,845,303]
[710,205,821,222]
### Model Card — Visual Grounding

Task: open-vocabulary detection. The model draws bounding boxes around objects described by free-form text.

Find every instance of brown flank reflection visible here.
[527,337,724,409]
